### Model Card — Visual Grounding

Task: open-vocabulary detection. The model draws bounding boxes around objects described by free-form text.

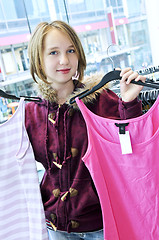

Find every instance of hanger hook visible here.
[107,44,121,70]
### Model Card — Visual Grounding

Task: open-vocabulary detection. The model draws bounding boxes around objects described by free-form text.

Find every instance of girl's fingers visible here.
[120,70,136,84]
[125,72,139,84]
[120,68,146,85]
[135,75,146,82]
[120,67,132,76]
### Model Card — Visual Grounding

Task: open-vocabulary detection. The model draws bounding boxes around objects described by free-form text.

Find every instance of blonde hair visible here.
[28,20,86,83]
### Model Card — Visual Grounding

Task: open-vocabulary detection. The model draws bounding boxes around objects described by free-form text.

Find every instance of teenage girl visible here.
[26,20,146,240]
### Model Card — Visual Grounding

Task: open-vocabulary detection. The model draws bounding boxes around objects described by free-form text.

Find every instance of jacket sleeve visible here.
[118,97,142,119]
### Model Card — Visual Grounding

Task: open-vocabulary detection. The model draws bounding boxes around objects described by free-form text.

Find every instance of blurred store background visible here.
[0,0,159,123]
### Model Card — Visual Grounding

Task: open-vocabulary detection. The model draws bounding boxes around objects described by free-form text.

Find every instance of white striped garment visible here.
[0,98,49,240]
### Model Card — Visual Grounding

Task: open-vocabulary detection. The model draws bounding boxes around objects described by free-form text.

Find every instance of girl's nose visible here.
[59,53,69,65]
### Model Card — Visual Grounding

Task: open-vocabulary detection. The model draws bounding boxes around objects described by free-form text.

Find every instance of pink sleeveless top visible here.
[0,98,48,240]
[76,96,159,240]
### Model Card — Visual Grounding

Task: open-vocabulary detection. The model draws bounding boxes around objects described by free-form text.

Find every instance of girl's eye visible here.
[68,49,75,53]
[50,51,57,55]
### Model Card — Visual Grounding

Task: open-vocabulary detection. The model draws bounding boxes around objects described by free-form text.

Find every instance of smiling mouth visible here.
[57,68,71,74]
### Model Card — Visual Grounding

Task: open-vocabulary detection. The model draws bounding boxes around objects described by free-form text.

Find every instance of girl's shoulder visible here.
[25,99,48,122]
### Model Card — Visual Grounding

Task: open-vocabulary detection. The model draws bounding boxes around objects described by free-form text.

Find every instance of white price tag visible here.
[118,131,132,155]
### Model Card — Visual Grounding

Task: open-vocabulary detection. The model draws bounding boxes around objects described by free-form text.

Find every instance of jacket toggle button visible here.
[50,221,57,231]
[61,191,69,201]
[48,113,56,124]
[53,161,62,169]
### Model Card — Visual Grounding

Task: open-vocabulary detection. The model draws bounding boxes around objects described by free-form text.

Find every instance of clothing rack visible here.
[138,89,159,113]
[137,65,159,75]
[135,65,159,112]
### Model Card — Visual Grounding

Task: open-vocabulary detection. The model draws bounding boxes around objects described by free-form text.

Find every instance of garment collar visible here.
[35,72,110,108]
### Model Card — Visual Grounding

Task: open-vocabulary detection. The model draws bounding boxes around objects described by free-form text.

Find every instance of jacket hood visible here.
[35,72,111,108]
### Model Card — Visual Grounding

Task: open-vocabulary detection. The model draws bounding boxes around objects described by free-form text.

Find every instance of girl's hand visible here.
[120,67,146,102]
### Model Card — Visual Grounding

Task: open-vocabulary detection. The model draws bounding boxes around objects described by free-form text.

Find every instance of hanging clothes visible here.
[0,98,49,240]
[138,89,159,113]
[76,96,159,240]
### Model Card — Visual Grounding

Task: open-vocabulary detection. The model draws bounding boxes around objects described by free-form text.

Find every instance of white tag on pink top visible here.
[118,131,133,155]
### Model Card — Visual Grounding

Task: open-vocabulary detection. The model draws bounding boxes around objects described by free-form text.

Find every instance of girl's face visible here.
[42,28,79,88]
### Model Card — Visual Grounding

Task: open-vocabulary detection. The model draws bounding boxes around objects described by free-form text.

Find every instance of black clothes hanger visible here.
[0,89,42,102]
[69,70,159,104]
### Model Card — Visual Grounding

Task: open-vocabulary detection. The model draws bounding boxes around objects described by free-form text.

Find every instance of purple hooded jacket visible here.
[25,74,142,233]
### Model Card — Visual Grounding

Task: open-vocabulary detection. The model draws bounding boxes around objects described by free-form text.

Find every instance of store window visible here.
[14,46,29,71]
[1,49,17,75]
[0,0,154,76]
[0,0,159,122]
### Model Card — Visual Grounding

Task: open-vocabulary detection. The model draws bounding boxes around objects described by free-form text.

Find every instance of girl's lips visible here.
[57,68,71,74]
